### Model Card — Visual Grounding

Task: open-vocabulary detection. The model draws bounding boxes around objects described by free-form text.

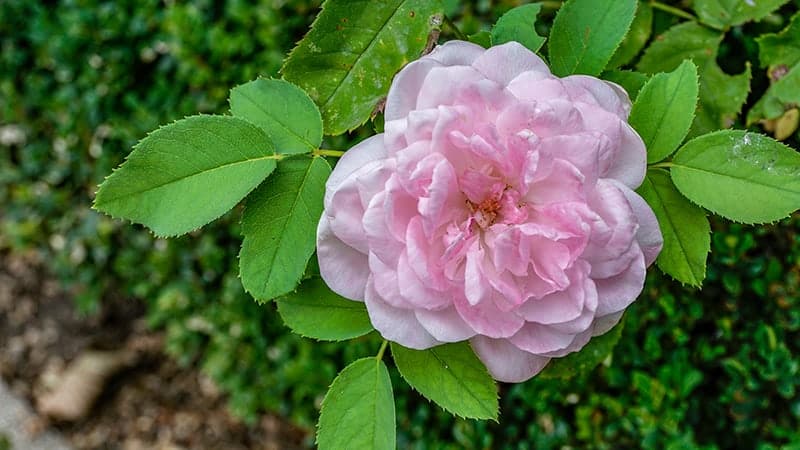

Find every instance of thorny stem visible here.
[650,1,697,21]
[376,340,389,362]
[443,15,468,40]
[313,148,346,158]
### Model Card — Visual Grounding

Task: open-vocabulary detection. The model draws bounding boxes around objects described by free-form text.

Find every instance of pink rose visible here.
[317,41,663,382]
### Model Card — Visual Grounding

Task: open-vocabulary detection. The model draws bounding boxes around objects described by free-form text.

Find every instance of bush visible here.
[2,0,799,448]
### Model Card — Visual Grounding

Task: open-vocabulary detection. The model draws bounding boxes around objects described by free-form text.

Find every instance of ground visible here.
[0,251,308,450]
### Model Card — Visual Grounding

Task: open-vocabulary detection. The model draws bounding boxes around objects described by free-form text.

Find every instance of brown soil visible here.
[0,250,309,450]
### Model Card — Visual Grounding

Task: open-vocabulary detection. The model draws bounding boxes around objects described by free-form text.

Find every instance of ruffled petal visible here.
[518,261,591,325]
[454,290,525,339]
[604,122,647,189]
[364,276,439,349]
[324,135,388,207]
[428,40,485,67]
[562,75,632,119]
[415,307,477,342]
[594,245,646,316]
[316,216,369,301]
[470,336,550,383]
[509,321,578,355]
[608,179,663,266]
[386,58,441,121]
[471,41,550,86]
[592,311,624,336]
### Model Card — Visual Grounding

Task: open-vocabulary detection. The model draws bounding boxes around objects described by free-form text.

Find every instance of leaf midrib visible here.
[257,159,318,295]
[646,174,702,284]
[98,153,275,204]
[672,163,800,194]
[643,66,693,160]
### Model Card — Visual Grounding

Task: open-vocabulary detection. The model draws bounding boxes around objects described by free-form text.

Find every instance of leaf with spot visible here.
[629,60,699,163]
[637,21,751,137]
[277,277,373,341]
[240,156,330,301]
[94,115,275,237]
[670,130,800,224]
[281,0,444,135]
[694,0,789,30]
[748,12,800,125]
[637,169,710,286]
[317,358,395,450]
[229,78,323,154]
[548,0,638,76]
[491,3,546,53]
[391,342,497,420]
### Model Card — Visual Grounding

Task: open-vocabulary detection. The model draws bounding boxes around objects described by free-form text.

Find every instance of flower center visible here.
[467,195,502,228]
[465,185,528,229]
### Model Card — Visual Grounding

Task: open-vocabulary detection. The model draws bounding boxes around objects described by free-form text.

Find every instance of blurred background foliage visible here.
[1,0,799,448]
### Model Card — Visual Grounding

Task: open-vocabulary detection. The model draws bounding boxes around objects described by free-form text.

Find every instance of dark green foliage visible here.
[2,0,800,448]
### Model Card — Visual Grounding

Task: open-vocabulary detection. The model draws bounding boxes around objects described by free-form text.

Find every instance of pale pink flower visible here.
[317,41,662,382]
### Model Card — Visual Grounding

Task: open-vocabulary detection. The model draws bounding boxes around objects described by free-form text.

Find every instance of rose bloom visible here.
[317,41,663,382]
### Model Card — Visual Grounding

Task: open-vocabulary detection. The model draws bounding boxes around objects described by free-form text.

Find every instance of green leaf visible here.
[637,21,751,137]
[468,30,492,48]
[637,169,710,286]
[694,0,789,30]
[748,13,800,124]
[608,0,653,69]
[390,342,498,420]
[240,156,330,301]
[629,60,699,163]
[694,61,751,136]
[94,115,275,237]
[276,277,373,341]
[548,0,638,76]
[748,62,800,123]
[491,3,546,53]
[756,12,800,68]
[281,0,444,135]
[670,130,800,224]
[602,70,649,100]
[637,22,720,74]
[541,318,626,379]
[317,358,395,450]
[229,78,323,154]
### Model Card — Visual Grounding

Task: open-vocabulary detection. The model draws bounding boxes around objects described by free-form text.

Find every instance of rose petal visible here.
[415,307,477,342]
[607,179,663,266]
[592,311,624,336]
[509,321,577,355]
[317,216,369,301]
[470,336,550,383]
[386,58,442,121]
[428,40,485,67]
[364,276,439,349]
[562,75,632,119]
[454,290,525,339]
[594,244,646,316]
[471,41,550,86]
[324,135,388,207]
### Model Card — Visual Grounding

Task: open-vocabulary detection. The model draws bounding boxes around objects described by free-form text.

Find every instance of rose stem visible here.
[376,340,389,362]
[649,161,676,169]
[313,149,346,158]
[650,1,697,21]
[443,15,468,41]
